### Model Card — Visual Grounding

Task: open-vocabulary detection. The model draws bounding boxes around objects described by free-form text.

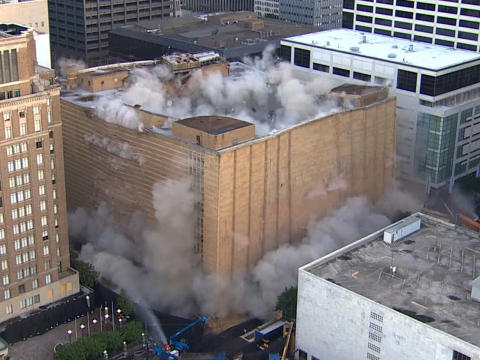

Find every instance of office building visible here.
[0,24,79,323]
[182,0,253,12]
[343,0,480,52]
[48,0,178,66]
[109,12,314,62]
[279,0,343,29]
[0,0,51,68]
[60,57,395,276]
[254,0,279,18]
[297,212,480,360]
[281,29,480,187]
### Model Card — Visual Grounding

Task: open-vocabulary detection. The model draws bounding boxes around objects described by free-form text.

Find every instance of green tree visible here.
[276,287,298,321]
[117,289,134,317]
[120,320,144,344]
[70,250,98,288]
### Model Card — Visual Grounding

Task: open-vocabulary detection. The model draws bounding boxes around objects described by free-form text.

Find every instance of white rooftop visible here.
[283,29,480,71]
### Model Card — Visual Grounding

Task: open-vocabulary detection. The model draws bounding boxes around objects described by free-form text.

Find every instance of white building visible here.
[343,0,480,52]
[281,29,480,187]
[297,213,480,360]
[254,0,279,18]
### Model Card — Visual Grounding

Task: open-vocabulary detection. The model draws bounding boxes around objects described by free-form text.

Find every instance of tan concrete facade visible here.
[61,75,396,277]
[0,25,79,323]
[0,0,49,34]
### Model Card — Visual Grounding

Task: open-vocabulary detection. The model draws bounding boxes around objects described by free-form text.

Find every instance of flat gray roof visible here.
[305,213,480,347]
[283,29,480,71]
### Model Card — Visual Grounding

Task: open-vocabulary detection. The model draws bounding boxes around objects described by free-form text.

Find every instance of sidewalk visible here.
[8,316,88,360]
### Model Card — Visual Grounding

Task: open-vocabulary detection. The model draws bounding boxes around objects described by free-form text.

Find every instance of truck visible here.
[154,317,208,360]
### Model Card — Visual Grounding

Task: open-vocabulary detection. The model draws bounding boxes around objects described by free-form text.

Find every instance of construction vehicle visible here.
[154,317,208,360]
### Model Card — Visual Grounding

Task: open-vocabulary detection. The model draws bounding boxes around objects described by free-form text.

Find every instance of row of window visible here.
[10,189,31,205]
[0,49,19,85]
[6,142,28,156]
[12,204,33,220]
[14,235,35,251]
[7,158,28,172]
[4,119,45,139]
[354,3,480,18]
[0,89,21,101]
[19,294,41,309]
[3,106,42,121]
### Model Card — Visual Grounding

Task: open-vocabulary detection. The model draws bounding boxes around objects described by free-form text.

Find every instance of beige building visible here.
[0,0,49,34]
[0,24,79,323]
[61,60,396,277]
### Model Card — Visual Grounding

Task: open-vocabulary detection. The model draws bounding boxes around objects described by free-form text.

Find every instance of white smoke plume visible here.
[94,95,144,131]
[87,47,342,136]
[72,179,421,320]
[56,57,86,77]
[84,134,145,165]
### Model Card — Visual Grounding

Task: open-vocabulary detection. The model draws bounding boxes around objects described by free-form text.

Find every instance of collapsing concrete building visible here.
[60,54,396,276]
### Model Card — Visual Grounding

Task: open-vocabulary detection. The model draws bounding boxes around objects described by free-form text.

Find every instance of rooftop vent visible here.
[384,217,421,245]
[388,53,397,58]
[392,45,398,49]
[350,46,360,52]
[326,41,330,46]
[362,35,367,43]
[408,44,414,52]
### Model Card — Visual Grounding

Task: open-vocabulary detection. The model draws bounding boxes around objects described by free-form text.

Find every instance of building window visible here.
[293,48,311,68]
[37,154,43,165]
[34,119,41,132]
[397,69,417,92]
[33,106,40,115]
[313,63,329,73]
[453,351,471,360]
[333,67,350,77]
[6,304,13,315]
[3,289,10,300]
[45,274,51,284]
[20,123,26,136]
[353,71,371,82]
[32,279,38,289]
[43,245,49,256]
[279,45,291,62]
[4,126,11,139]
[18,284,25,294]
[39,185,45,196]
[2,274,9,285]
[0,260,6,271]
[368,342,381,353]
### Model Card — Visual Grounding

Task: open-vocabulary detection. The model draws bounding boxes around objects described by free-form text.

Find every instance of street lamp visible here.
[67,329,72,344]
[80,324,85,337]
[103,349,108,359]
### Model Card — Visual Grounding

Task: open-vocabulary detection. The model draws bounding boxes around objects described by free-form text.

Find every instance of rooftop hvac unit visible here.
[383,217,421,244]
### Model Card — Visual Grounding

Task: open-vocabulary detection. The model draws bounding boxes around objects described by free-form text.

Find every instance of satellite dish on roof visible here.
[388,53,397,58]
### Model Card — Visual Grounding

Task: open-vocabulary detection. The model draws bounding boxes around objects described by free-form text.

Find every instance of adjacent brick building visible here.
[0,24,79,323]
[60,59,396,276]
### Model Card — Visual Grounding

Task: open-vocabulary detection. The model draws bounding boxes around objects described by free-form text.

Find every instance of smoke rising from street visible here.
[71,179,421,320]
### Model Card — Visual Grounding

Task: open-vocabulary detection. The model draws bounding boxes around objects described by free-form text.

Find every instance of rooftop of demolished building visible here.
[303,213,480,347]
[60,54,392,149]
